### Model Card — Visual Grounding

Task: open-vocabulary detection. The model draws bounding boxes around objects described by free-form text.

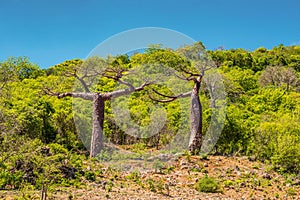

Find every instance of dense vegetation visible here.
[0,44,299,195]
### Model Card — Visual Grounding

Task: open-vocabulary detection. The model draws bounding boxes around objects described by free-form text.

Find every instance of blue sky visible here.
[0,0,300,68]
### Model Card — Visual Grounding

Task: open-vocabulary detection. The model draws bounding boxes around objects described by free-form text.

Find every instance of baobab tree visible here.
[46,56,153,157]
[150,42,218,155]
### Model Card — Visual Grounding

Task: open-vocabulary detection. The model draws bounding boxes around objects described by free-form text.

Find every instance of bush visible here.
[0,169,24,189]
[125,171,141,183]
[48,143,68,154]
[196,175,221,193]
[84,171,96,181]
[146,178,156,192]
[254,113,300,173]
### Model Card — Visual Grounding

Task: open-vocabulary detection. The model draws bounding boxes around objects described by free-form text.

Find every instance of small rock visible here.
[100,181,108,189]
[293,179,300,185]
[248,156,256,162]
[169,181,176,186]
[262,173,272,180]
[234,165,240,171]
[180,160,188,166]
[203,163,208,167]
[175,172,183,177]
[239,182,246,187]
[180,165,189,170]
[141,173,147,179]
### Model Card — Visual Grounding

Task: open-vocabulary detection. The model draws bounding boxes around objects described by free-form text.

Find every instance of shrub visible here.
[196,175,220,193]
[84,171,96,181]
[0,169,24,189]
[287,188,296,196]
[146,178,156,192]
[125,171,141,183]
[48,143,68,154]
[152,159,165,173]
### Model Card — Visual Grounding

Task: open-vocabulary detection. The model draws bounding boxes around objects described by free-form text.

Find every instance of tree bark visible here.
[90,93,105,158]
[189,76,202,154]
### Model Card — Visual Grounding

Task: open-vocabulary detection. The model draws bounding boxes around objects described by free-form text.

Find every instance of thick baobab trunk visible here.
[189,76,202,154]
[90,93,105,158]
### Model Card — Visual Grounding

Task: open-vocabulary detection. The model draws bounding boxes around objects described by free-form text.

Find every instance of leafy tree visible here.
[259,66,298,91]
[0,57,44,82]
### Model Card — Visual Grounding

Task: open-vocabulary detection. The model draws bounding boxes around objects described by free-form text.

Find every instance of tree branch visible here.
[178,65,199,77]
[117,80,135,90]
[103,81,154,100]
[44,88,93,100]
[75,75,91,93]
[174,72,194,81]
[102,72,135,90]
[149,89,191,103]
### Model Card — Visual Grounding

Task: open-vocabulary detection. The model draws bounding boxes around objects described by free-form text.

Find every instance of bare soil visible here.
[1,155,299,200]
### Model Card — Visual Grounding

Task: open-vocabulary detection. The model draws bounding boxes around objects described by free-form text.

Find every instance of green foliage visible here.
[196,175,221,193]
[144,178,164,193]
[48,143,68,154]
[246,88,295,114]
[287,188,296,196]
[130,142,147,153]
[146,178,156,192]
[47,59,83,76]
[0,136,87,191]
[0,57,44,82]
[105,180,114,192]
[248,103,300,173]
[152,159,165,173]
[223,180,234,187]
[222,67,259,92]
[95,150,113,162]
[0,169,24,189]
[125,171,141,183]
[1,44,300,193]
[84,171,96,181]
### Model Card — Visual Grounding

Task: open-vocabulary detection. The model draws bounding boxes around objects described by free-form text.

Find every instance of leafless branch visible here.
[149,89,191,103]
[75,75,90,93]
[173,72,195,81]
[44,88,93,100]
[178,65,199,77]
[104,81,154,100]
[117,80,135,90]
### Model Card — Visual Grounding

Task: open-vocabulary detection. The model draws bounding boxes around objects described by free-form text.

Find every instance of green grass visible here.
[195,175,221,193]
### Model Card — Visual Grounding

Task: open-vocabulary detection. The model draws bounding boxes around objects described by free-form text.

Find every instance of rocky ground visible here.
[1,155,300,200]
